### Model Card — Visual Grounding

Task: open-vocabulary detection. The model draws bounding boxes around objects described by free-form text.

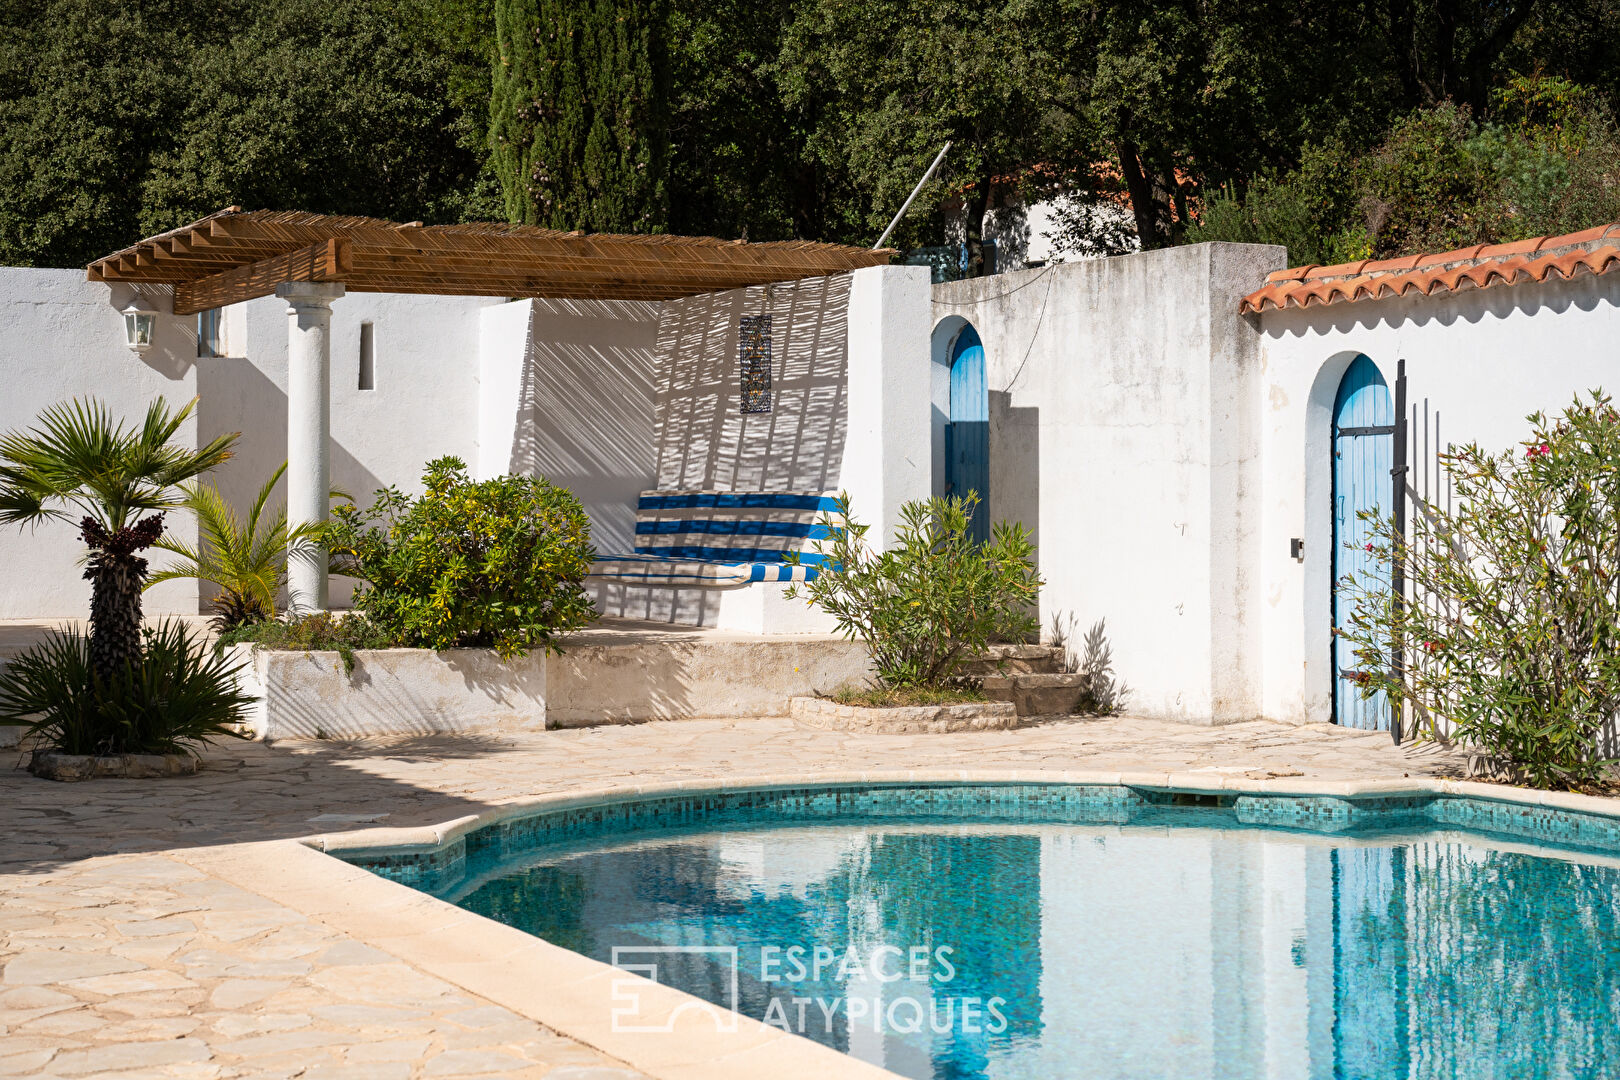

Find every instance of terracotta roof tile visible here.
[1240,222,1620,314]
[1477,237,1544,258]
[1359,254,1423,274]
[1304,260,1368,280]
[1544,224,1612,248]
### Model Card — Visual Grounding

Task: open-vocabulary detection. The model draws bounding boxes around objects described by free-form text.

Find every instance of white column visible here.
[840,265,932,546]
[276,281,345,615]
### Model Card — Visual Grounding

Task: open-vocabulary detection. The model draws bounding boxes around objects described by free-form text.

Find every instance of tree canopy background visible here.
[3,0,1619,269]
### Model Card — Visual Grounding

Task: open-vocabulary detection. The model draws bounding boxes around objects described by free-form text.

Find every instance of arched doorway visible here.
[946,323,989,543]
[1332,355,1392,730]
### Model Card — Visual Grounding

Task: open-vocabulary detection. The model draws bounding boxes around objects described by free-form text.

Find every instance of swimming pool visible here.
[349,783,1620,1080]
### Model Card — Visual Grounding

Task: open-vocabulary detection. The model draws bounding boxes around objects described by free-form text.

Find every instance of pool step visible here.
[957,644,1066,677]
[979,672,1091,716]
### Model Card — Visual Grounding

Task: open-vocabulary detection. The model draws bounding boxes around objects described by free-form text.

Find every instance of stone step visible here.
[957,644,1066,677]
[979,672,1091,716]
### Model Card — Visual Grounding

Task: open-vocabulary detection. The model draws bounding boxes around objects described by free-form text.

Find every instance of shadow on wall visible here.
[123,283,197,383]
[989,390,1040,552]
[655,275,851,491]
[259,649,549,741]
[508,299,661,554]
[193,360,382,611]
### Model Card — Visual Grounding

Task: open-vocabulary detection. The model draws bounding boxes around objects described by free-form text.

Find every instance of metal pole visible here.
[1391,359,1408,744]
[874,141,952,250]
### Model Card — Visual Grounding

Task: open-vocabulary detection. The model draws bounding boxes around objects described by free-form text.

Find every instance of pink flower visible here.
[1364,542,1374,552]
[1526,443,1551,458]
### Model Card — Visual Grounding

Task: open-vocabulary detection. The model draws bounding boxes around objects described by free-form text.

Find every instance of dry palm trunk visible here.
[79,514,164,683]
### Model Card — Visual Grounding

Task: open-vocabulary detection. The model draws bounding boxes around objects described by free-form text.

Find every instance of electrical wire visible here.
[995,265,1057,395]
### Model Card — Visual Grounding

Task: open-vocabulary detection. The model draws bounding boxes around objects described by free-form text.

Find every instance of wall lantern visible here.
[122,296,156,353]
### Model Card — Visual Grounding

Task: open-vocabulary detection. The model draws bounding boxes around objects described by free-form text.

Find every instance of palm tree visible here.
[146,463,331,630]
[0,398,237,682]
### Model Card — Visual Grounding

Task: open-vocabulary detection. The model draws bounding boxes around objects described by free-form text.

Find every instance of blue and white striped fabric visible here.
[590,490,839,586]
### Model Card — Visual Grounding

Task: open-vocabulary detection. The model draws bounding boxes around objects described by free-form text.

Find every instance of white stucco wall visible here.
[197,289,498,608]
[843,265,932,543]
[981,195,1139,270]
[479,297,661,554]
[647,267,930,548]
[0,268,639,618]
[0,271,201,618]
[654,273,853,494]
[932,243,1286,723]
[1256,271,1620,724]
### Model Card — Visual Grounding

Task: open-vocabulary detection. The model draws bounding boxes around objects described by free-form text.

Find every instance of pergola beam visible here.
[172,239,352,316]
[88,207,895,303]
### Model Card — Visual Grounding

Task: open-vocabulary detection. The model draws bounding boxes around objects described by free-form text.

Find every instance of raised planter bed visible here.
[225,629,877,739]
[229,645,548,741]
[789,695,1019,734]
[29,750,201,782]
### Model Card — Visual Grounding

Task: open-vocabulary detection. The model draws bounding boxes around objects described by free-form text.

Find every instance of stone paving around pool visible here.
[1,715,1473,1078]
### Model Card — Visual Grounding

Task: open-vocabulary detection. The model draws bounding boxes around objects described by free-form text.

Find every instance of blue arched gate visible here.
[1332,355,1393,730]
[946,324,989,543]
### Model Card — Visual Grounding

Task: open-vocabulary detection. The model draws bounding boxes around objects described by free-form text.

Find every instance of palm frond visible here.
[245,462,288,534]
[0,396,240,535]
[142,461,336,624]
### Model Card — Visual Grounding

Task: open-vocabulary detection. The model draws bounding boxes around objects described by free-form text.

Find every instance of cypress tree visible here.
[491,0,669,232]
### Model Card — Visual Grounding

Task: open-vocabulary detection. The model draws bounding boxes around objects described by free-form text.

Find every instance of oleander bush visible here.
[322,457,596,657]
[1337,392,1620,791]
[0,622,252,756]
[788,493,1041,690]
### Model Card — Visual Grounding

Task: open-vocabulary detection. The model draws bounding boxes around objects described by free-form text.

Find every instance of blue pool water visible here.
[363,787,1620,1080]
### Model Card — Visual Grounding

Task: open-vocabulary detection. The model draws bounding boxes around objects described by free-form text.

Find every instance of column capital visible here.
[275,281,346,310]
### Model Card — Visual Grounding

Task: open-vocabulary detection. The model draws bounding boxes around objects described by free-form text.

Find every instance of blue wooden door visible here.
[947,324,989,543]
[1332,355,1393,730]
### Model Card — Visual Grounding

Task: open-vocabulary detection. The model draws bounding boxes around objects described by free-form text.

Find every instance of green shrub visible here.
[1191,139,1370,267]
[0,621,253,756]
[1192,81,1620,265]
[322,457,596,658]
[216,612,397,674]
[787,493,1041,690]
[1337,393,1620,791]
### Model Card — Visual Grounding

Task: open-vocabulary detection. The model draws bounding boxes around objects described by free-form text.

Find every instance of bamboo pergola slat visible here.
[173,239,350,315]
[88,209,896,311]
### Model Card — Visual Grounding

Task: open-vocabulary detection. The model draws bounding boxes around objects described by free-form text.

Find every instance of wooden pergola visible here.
[86,208,897,615]
[87,208,897,315]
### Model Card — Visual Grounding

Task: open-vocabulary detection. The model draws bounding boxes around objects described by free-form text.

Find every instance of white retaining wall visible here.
[932,244,1285,723]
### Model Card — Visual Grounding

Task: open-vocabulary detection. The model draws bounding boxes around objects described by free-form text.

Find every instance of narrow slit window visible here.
[358,321,375,390]
[197,308,223,358]
[738,314,772,414]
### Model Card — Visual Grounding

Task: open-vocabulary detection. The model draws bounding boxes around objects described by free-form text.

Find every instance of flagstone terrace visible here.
[0,715,1464,1079]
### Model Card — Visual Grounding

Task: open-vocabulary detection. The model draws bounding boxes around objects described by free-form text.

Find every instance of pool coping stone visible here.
[171,769,1620,1080]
